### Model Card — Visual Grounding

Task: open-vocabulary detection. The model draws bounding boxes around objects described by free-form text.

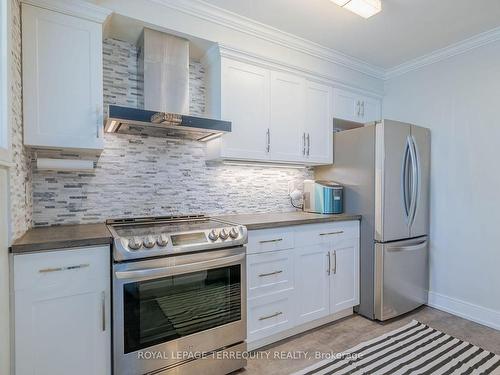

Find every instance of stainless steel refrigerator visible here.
[316,119,430,321]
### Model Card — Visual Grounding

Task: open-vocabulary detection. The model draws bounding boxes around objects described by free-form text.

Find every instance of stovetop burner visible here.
[107,215,248,262]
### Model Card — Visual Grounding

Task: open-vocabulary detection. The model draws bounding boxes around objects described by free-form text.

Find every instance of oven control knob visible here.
[208,229,219,241]
[157,234,169,247]
[128,237,142,250]
[229,227,239,239]
[143,236,156,249]
[219,228,229,240]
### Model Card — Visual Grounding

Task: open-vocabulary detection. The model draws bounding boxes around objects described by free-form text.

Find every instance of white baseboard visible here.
[428,291,500,331]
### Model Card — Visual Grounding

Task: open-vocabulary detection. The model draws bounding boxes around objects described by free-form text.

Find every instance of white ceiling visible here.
[201,0,500,69]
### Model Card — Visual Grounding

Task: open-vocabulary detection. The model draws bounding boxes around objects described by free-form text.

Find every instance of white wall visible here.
[384,41,500,329]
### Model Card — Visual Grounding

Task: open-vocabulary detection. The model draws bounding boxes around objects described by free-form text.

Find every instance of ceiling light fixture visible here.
[332,0,381,19]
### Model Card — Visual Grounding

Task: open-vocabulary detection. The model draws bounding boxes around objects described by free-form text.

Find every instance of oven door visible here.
[113,247,247,375]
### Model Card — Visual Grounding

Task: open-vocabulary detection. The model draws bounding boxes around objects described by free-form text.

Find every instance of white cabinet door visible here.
[304,81,333,164]
[361,96,382,123]
[294,243,330,325]
[220,59,270,160]
[22,5,104,150]
[14,247,111,375]
[269,71,305,162]
[333,88,361,123]
[330,237,360,313]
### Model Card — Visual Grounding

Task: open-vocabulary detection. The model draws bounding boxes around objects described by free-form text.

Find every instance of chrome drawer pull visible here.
[259,311,283,321]
[259,238,283,244]
[319,231,344,236]
[258,270,283,277]
[101,291,106,332]
[39,263,90,273]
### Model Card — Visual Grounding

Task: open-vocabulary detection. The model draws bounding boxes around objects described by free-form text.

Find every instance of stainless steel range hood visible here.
[105,28,230,141]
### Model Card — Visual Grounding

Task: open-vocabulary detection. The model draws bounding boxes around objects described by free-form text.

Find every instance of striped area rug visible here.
[293,320,500,375]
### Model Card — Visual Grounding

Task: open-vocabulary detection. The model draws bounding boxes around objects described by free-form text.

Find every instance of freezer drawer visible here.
[374,237,428,321]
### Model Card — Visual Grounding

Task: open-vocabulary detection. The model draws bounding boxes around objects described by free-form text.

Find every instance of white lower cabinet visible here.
[294,243,330,325]
[247,289,295,343]
[246,221,360,348]
[331,237,360,313]
[13,246,111,375]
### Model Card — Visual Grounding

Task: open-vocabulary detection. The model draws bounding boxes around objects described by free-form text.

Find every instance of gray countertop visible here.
[10,223,112,254]
[215,211,361,230]
[10,212,361,253]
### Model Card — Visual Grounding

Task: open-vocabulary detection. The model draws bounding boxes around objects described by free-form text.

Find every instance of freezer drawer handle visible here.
[39,263,90,273]
[319,231,344,236]
[259,238,283,244]
[258,270,283,277]
[259,311,283,321]
[387,240,427,252]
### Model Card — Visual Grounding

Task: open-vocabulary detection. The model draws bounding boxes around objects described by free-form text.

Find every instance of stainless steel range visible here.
[108,215,248,375]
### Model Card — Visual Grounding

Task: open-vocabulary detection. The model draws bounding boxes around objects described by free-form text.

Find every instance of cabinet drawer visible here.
[247,290,294,343]
[14,246,110,293]
[247,228,294,254]
[247,250,293,299]
[294,221,359,247]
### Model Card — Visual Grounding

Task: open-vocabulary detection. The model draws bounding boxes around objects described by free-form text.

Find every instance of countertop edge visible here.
[242,215,361,230]
[10,237,112,254]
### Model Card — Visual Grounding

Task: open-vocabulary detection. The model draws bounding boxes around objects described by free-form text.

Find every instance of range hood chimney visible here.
[138,29,189,114]
[105,29,230,141]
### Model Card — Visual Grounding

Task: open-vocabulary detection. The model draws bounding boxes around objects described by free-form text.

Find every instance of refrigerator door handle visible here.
[408,136,419,227]
[401,137,412,222]
[386,240,427,252]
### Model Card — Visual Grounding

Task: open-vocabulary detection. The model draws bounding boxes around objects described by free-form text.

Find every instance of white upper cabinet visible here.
[333,87,382,124]
[304,81,333,164]
[205,50,333,166]
[22,3,109,151]
[269,71,305,162]
[217,59,270,160]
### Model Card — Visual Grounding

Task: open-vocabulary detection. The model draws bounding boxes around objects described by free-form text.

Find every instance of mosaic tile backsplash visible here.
[31,38,311,226]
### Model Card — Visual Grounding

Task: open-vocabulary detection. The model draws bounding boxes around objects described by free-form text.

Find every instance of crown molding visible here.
[201,43,384,98]
[21,0,112,23]
[151,0,385,80]
[385,26,500,80]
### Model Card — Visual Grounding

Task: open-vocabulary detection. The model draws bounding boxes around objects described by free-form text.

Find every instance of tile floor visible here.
[238,307,500,374]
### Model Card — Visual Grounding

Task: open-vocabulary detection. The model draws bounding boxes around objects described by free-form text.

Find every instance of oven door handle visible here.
[115,253,246,280]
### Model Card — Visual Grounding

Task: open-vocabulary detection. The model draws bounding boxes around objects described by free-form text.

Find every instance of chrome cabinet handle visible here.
[319,231,344,236]
[258,270,283,277]
[101,291,106,331]
[259,311,283,321]
[327,251,331,275]
[302,132,306,155]
[332,250,337,274]
[96,105,102,138]
[266,128,271,153]
[356,101,361,117]
[259,238,283,244]
[306,133,310,156]
[39,263,89,273]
